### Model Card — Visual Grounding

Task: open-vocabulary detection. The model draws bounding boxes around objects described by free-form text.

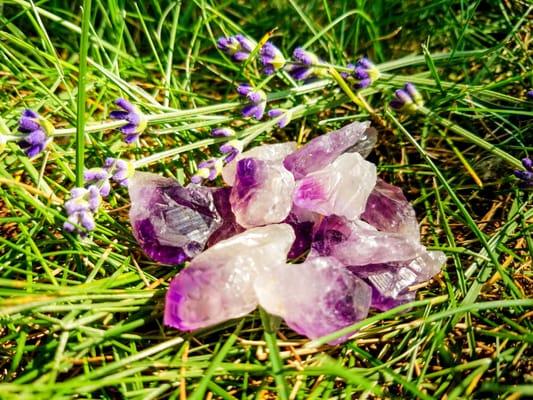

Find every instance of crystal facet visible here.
[222,142,297,186]
[255,256,372,342]
[129,172,233,264]
[164,224,295,330]
[283,121,376,179]
[293,152,377,220]
[230,157,295,228]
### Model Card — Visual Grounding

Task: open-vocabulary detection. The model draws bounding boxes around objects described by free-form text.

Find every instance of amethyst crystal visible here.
[283,121,377,179]
[284,205,320,260]
[293,152,377,220]
[128,172,237,264]
[310,216,424,266]
[230,157,295,228]
[361,178,420,239]
[254,256,372,343]
[164,224,295,330]
[222,142,297,186]
[349,250,446,311]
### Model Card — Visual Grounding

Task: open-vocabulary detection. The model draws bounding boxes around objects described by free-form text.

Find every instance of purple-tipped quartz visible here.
[230,157,295,228]
[293,152,377,220]
[283,121,377,179]
[350,250,446,311]
[164,224,295,331]
[361,178,420,239]
[128,172,238,264]
[310,216,425,266]
[222,142,297,186]
[254,256,372,343]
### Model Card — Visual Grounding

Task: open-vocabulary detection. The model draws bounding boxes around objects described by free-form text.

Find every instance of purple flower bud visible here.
[289,47,322,81]
[260,42,286,75]
[84,168,111,197]
[220,140,243,163]
[389,83,424,113]
[211,127,236,137]
[104,158,135,186]
[342,57,379,89]
[293,47,319,66]
[17,109,53,158]
[522,157,533,172]
[217,34,255,62]
[527,90,533,100]
[63,186,100,235]
[267,108,292,128]
[109,98,147,144]
[238,86,267,120]
[192,158,224,183]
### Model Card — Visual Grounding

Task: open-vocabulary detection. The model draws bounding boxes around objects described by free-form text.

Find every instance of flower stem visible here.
[75,0,92,187]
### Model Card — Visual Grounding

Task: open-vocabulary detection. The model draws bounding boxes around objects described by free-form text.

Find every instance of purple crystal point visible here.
[222,142,297,186]
[255,256,372,343]
[283,121,377,179]
[284,205,320,259]
[350,250,446,311]
[361,178,420,239]
[230,157,295,228]
[293,152,377,220]
[164,224,295,330]
[128,172,236,264]
[310,216,424,266]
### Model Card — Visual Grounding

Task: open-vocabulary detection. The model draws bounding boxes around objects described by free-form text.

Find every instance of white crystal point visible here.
[293,152,377,220]
[164,224,295,331]
[222,142,297,186]
[230,157,295,228]
[255,256,372,342]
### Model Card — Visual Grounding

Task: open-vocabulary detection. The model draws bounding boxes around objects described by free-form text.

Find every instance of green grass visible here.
[0,0,532,398]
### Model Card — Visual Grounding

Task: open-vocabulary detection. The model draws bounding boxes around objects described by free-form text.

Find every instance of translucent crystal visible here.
[293,152,377,220]
[361,178,419,239]
[222,142,297,186]
[283,121,376,179]
[164,224,295,330]
[350,250,446,310]
[255,256,372,342]
[310,216,425,266]
[129,172,236,264]
[284,205,320,259]
[230,157,295,228]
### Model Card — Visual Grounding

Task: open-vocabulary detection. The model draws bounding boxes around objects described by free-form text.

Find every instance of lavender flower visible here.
[219,139,243,163]
[342,57,380,89]
[191,158,224,184]
[104,158,135,186]
[390,83,424,113]
[514,158,533,187]
[109,98,147,144]
[527,90,533,100]
[237,84,267,120]
[268,108,292,128]
[84,168,111,197]
[289,47,322,80]
[63,185,101,234]
[260,42,286,75]
[211,127,236,137]
[217,34,255,62]
[17,109,53,158]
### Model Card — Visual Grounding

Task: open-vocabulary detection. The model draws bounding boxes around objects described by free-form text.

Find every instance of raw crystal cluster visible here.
[128,121,445,343]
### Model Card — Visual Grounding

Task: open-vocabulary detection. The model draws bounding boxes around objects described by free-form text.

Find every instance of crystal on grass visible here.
[293,152,377,220]
[255,256,372,343]
[361,178,420,239]
[164,224,295,330]
[129,172,235,264]
[350,250,446,311]
[310,216,425,266]
[230,157,295,228]
[283,121,377,179]
[222,142,297,186]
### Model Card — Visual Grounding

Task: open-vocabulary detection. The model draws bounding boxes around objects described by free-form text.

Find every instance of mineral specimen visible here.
[164,224,295,330]
[129,172,237,264]
[293,152,377,220]
[283,121,376,179]
[230,157,295,228]
[255,256,372,341]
